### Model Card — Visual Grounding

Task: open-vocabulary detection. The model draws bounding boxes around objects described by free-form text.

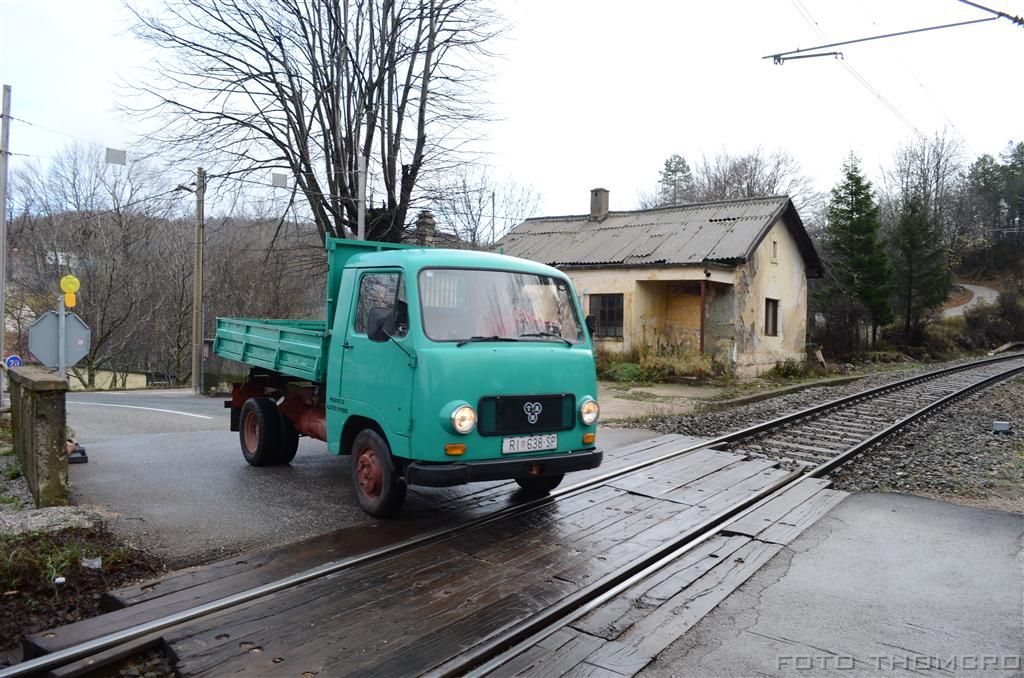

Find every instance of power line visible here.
[764,16,997,63]
[789,0,926,140]
[853,0,977,156]
[956,0,1024,26]
[17,187,184,232]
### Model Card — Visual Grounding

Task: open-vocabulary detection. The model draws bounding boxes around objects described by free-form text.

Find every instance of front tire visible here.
[515,473,564,495]
[351,429,406,517]
[239,397,291,466]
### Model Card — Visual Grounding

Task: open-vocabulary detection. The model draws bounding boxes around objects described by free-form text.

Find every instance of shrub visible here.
[959,290,1024,349]
[604,362,646,383]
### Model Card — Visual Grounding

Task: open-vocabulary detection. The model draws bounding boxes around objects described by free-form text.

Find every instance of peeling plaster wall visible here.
[568,266,732,354]
[730,218,808,376]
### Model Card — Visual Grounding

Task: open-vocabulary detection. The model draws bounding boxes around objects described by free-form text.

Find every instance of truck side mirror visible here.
[368,306,392,342]
[585,315,596,336]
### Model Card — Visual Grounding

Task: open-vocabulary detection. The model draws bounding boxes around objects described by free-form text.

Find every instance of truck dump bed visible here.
[213,318,328,383]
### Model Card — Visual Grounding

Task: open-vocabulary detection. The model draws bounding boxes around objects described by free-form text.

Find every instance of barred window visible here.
[589,294,624,338]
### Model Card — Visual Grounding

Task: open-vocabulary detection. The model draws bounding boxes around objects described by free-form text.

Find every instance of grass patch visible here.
[4,464,21,481]
[0,491,22,509]
[0,528,165,653]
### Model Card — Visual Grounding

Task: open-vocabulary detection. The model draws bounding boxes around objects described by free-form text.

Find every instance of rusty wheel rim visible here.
[355,447,383,500]
[242,410,259,453]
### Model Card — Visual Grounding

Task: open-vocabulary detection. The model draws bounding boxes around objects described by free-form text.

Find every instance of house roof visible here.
[495,195,823,277]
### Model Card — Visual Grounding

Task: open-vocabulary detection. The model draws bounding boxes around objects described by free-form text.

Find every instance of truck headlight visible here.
[580,399,600,425]
[451,405,477,434]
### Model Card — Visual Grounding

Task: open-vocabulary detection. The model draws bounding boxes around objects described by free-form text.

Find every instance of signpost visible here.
[28,275,90,381]
[4,355,21,369]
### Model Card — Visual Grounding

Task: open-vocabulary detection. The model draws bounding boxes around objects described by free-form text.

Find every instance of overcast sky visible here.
[1,0,1022,218]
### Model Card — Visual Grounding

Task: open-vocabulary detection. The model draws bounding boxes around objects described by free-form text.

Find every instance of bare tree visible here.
[128,0,499,244]
[880,130,965,250]
[692,147,819,209]
[428,167,540,247]
[8,146,176,386]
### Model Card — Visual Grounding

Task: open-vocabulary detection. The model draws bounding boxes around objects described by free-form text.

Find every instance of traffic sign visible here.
[28,312,91,369]
[4,355,21,369]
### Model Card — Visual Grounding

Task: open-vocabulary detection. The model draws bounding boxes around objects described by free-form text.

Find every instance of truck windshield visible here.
[419,268,584,344]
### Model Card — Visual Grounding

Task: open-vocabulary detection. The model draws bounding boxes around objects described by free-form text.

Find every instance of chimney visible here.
[589,188,609,221]
[415,209,436,247]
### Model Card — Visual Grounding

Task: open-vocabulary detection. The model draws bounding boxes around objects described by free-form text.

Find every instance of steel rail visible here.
[437,357,1024,677]
[4,353,1022,678]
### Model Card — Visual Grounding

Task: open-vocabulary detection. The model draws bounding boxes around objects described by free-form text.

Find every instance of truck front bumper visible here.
[405,449,602,488]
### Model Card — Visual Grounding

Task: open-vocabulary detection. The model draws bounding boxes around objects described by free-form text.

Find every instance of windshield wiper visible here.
[456,335,520,347]
[519,331,572,346]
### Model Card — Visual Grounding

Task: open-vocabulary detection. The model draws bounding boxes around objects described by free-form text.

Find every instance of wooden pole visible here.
[699,280,707,355]
[191,167,206,395]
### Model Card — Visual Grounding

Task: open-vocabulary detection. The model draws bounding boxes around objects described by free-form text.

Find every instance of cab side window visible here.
[355,273,408,338]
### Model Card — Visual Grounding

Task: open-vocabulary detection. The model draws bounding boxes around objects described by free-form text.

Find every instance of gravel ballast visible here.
[634,357,1023,513]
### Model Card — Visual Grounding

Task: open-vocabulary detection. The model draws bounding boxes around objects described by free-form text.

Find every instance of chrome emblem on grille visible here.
[523,402,543,425]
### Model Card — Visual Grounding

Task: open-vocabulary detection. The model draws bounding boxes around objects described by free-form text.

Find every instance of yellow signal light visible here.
[60,275,80,294]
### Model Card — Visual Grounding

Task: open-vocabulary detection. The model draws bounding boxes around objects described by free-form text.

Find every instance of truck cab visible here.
[215,238,601,517]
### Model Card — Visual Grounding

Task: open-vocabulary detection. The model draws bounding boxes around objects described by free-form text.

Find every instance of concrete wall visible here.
[68,369,147,391]
[8,365,69,507]
[730,217,808,376]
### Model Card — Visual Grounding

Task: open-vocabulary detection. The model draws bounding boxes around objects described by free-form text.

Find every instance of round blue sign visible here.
[5,355,22,368]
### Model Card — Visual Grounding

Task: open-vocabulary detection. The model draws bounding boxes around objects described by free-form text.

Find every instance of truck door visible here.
[340,269,414,442]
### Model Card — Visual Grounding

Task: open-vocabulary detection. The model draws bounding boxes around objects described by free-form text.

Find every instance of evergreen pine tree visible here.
[825,155,893,346]
[657,154,696,206]
[889,194,953,342]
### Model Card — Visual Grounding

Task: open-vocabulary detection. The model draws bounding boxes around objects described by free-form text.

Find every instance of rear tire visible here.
[239,397,291,466]
[278,414,299,464]
[351,429,406,518]
[515,473,564,495]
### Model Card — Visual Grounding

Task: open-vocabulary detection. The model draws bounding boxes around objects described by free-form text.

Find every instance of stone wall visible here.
[9,365,69,507]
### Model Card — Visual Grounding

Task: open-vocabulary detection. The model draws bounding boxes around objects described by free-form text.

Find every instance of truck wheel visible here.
[239,397,284,466]
[515,473,564,495]
[278,414,299,464]
[351,429,406,517]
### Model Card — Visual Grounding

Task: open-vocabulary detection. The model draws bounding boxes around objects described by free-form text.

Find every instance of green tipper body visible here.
[214,237,599,471]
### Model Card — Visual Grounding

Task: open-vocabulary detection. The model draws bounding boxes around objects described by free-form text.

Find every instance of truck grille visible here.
[477,394,575,436]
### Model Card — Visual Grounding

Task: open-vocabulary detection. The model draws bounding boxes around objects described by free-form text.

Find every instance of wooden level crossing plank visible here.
[497,628,606,678]
[572,535,750,640]
[595,539,784,671]
[724,478,832,537]
[608,448,742,497]
[756,488,848,545]
[660,458,780,506]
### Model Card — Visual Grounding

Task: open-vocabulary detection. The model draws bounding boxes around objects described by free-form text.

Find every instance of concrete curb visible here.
[697,375,866,412]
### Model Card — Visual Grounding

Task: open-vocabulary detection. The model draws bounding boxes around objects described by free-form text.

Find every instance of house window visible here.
[765,298,779,337]
[771,240,778,261]
[589,294,624,338]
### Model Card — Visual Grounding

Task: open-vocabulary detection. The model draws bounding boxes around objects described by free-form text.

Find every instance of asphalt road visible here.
[66,390,664,566]
[941,283,1000,318]
[640,492,1023,677]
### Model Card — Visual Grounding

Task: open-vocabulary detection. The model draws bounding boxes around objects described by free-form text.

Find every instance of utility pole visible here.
[0,85,11,407]
[191,167,206,395]
[357,155,366,240]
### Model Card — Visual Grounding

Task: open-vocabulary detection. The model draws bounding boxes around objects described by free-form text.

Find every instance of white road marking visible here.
[66,402,215,419]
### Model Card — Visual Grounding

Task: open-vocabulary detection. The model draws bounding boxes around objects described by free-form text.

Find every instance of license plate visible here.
[502,434,558,454]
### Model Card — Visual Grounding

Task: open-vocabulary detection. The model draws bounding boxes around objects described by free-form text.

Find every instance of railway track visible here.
[5,353,1023,678]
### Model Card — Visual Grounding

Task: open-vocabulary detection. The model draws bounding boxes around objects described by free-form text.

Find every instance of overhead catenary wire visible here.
[788,0,926,141]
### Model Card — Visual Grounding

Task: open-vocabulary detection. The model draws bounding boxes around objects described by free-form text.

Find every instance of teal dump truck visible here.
[214,237,601,516]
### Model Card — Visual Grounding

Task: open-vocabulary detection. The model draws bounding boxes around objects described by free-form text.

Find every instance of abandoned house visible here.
[494,189,823,376]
